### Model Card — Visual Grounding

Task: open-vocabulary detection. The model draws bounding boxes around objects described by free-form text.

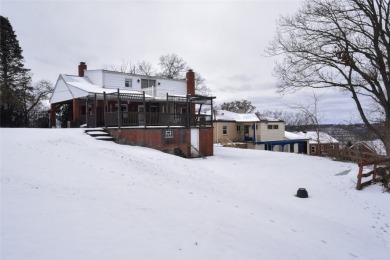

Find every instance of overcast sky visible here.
[2,0,365,124]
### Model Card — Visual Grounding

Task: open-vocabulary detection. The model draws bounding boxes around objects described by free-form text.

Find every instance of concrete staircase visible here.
[85,128,115,141]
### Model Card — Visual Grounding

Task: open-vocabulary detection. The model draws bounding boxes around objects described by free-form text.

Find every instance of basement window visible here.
[165,129,173,138]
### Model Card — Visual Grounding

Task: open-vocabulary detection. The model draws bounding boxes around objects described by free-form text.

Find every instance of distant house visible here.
[213,110,308,153]
[49,62,215,157]
[293,131,340,156]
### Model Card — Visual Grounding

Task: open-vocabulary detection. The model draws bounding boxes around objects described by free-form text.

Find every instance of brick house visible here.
[49,62,215,157]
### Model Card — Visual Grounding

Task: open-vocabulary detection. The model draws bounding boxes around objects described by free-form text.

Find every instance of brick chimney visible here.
[78,62,87,77]
[186,69,195,96]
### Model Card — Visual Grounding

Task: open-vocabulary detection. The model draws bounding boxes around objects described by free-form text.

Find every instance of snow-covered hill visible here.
[1,129,389,259]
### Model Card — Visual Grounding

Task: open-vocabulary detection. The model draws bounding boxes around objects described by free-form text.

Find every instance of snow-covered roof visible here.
[50,74,152,104]
[214,110,259,122]
[285,131,309,140]
[293,131,339,144]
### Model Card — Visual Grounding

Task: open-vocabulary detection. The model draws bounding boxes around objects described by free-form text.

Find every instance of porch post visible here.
[85,96,88,127]
[166,93,170,127]
[103,92,107,128]
[253,122,256,142]
[73,98,79,127]
[50,103,56,128]
[94,93,97,128]
[143,91,146,128]
[117,89,121,129]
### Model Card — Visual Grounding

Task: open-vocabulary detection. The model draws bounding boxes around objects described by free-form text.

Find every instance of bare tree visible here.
[194,72,211,96]
[19,79,53,125]
[136,61,156,76]
[260,109,310,131]
[108,60,136,74]
[158,53,187,79]
[289,93,324,154]
[266,0,390,155]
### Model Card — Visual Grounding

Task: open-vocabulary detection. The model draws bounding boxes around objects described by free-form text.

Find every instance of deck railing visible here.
[96,112,212,128]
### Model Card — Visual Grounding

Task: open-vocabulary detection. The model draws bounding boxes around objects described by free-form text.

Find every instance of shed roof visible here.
[293,131,339,144]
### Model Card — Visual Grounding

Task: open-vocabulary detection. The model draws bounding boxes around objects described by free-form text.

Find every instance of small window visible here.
[267,124,279,130]
[222,126,227,135]
[311,146,316,154]
[236,125,241,132]
[125,79,132,88]
[165,129,173,138]
[321,145,324,151]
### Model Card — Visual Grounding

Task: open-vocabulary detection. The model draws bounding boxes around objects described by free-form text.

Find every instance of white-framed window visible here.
[267,124,279,130]
[321,145,324,151]
[222,125,228,135]
[311,145,316,154]
[236,125,242,132]
[125,78,132,88]
[141,79,156,88]
[165,129,173,138]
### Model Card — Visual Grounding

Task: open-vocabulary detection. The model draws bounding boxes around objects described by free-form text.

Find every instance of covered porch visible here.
[50,89,215,129]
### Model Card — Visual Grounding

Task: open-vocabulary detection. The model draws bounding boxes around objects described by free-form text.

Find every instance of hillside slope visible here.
[1,129,389,259]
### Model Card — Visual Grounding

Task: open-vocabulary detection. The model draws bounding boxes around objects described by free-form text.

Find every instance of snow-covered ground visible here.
[1,128,389,260]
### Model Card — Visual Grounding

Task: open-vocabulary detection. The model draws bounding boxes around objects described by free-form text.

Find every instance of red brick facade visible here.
[107,127,214,157]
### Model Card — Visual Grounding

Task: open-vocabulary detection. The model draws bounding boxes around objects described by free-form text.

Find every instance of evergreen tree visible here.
[0,15,32,127]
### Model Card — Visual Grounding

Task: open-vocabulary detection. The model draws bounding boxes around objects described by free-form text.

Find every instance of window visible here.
[125,78,132,88]
[151,106,158,113]
[311,145,316,154]
[114,104,128,112]
[165,129,173,138]
[179,107,187,114]
[267,124,279,130]
[321,145,324,151]
[222,126,227,135]
[141,79,156,89]
[236,125,242,132]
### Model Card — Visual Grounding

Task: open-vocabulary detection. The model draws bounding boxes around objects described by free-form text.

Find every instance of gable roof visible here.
[50,74,152,104]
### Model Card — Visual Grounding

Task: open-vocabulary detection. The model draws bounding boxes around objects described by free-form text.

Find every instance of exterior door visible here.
[191,128,199,150]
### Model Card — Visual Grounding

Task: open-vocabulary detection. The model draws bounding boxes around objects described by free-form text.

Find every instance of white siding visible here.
[257,122,285,141]
[103,72,128,90]
[155,78,186,97]
[50,77,73,104]
[84,70,103,86]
